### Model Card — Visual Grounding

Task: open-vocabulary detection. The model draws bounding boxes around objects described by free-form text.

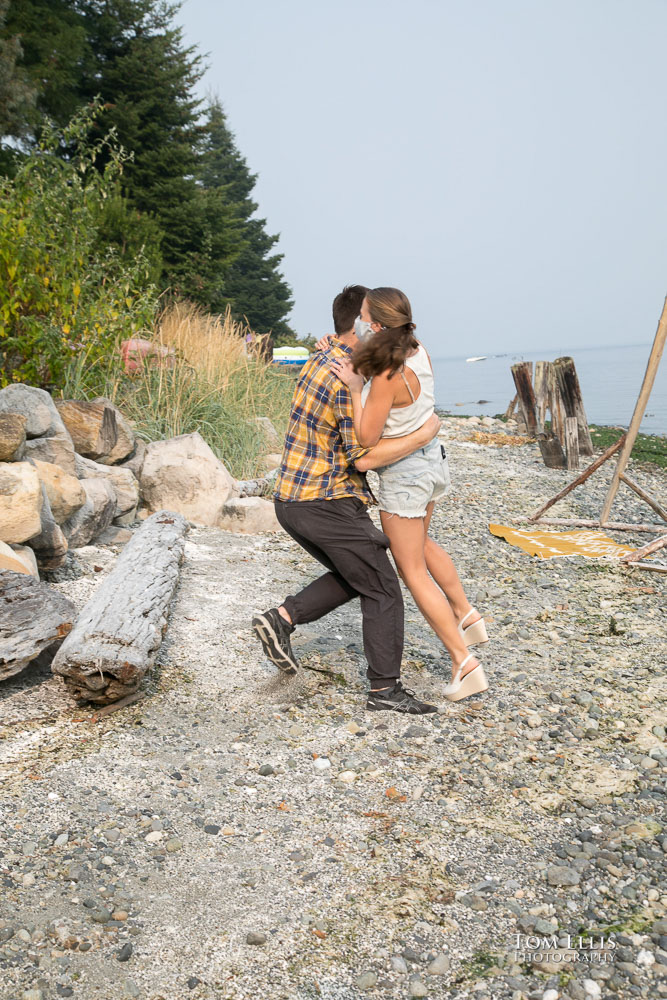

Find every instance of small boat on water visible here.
[466,356,487,363]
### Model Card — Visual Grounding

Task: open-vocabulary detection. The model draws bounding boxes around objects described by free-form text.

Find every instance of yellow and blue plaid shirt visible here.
[273,338,373,503]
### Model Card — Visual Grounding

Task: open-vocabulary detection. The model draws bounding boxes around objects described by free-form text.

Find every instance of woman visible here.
[318,287,489,702]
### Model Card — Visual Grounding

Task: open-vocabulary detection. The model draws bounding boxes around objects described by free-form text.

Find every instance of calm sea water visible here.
[430,343,667,435]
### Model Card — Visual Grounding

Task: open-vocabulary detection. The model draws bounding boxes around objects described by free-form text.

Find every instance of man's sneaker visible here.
[252,608,299,675]
[366,681,438,715]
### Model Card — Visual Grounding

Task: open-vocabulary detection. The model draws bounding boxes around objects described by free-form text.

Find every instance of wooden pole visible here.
[511,362,538,437]
[619,473,667,523]
[554,357,594,456]
[548,362,565,444]
[534,362,550,432]
[600,297,667,524]
[536,431,566,469]
[514,516,664,533]
[565,416,580,471]
[621,534,667,564]
[528,434,626,521]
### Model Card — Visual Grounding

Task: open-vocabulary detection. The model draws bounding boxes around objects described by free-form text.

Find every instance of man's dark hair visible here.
[332,284,367,336]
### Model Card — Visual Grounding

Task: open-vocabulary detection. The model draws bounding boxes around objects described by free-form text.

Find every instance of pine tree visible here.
[199,98,294,341]
[0,0,37,171]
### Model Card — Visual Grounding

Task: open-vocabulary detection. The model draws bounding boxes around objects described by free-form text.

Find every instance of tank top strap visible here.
[399,366,417,403]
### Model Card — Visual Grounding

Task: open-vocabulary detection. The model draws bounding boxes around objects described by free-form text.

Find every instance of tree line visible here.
[0,0,295,345]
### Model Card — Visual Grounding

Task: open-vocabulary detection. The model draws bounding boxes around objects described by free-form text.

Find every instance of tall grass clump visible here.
[63,302,297,479]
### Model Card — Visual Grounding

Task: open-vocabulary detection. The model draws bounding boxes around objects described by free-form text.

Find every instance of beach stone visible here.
[0,412,27,460]
[116,942,133,961]
[218,497,280,534]
[61,478,116,547]
[33,459,85,524]
[118,438,146,480]
[56,398,119,461]
[426,953,450,974]
[140,432,234,525]
[0,461,43,543]
[582,980,602,998]
[391,955,408,973]
[246,931,267,945]
[356,971,377,990]
[408,979,428,997]
[546,865,580,886]
[75,454,139,518]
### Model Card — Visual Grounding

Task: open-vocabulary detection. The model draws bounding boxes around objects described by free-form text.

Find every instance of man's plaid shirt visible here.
[273,338,373,504]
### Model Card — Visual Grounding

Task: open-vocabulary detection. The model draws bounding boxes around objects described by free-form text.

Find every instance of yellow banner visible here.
[489,523,636,560]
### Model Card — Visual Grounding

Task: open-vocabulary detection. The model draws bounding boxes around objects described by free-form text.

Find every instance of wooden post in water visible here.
[511,362,538,437]
[554,357,594,456]
[533,362,550,432]
[548,362,566,444]
[600,297,667,525]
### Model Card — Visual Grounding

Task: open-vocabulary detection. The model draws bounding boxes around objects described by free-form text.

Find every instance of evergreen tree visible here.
[2,0,88,135]
[199,98,294,341]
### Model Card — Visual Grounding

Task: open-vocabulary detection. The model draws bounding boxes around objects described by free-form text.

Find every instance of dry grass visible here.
[467,430,533,447]
[62,302,297,479]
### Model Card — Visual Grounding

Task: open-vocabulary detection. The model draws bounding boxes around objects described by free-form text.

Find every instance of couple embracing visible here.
[252,284,490,714]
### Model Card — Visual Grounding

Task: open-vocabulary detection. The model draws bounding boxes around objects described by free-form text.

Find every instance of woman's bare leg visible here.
[422,504,480,626]
[380,509,477,679]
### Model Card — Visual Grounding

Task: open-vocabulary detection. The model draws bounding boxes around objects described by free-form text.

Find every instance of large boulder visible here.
[61,478,116,548]
[118,438,146,480]
[1,571,75,681]
[0,461,43,544]
[218,497,280,534]
[23,432,77,476]
[75,454,139,519]
[92,397,135,465]
[33,459,86,524]
[0,383,60,438]
[26,484,68,570]
[0,540,39,577]
[55,398,118,461]
[140,432,234,526]
[0,413,27,461]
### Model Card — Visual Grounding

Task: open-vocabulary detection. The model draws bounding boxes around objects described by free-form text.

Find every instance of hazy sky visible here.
[179,0,667,359]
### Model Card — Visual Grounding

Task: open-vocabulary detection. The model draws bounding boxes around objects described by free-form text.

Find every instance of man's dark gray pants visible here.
[275,496,404,688]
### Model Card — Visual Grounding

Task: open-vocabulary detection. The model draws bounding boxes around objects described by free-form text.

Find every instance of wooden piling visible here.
[511,362,538,437]
[554,357,594,456]
[565,416,580,470]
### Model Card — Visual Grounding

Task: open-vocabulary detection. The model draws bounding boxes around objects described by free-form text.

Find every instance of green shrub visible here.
[0,102,158,388]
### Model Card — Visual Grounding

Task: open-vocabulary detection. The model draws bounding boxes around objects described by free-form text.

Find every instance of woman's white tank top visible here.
[360,343,435,439]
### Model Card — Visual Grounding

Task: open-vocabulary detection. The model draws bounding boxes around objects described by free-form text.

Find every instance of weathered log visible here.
[619,473,667,523]
[565,416,580,471]
[511,362,538,437]
[621,534,667,564]
[528,434,626,522]
[0,571,75,680]
[536,431,566,469]
[553,357,594,456]
[52,510,188,704]
[503,394,518,421]
[235,477,271,498]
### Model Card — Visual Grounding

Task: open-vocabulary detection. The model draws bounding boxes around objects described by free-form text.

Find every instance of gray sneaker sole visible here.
[252,614,298,675]
[366,695,437,714]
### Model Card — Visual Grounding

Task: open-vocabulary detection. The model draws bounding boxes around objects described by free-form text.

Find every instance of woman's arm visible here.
[356,413,441,471]
[331,359,396,447]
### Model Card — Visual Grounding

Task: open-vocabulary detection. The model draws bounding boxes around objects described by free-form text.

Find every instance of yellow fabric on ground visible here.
[489,523,636,560]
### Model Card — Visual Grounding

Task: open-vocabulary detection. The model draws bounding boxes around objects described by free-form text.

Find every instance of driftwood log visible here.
[0,571,76,680]
[52,510,188,704]
[235,477,271,498]
[536,430,566,469]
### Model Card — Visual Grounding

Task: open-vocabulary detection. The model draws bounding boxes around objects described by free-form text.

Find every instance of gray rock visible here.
[426,953,450,974]
[547,865,581,886]
[356,971,377,990]
[61,478,116,547]
[246,931,267,945]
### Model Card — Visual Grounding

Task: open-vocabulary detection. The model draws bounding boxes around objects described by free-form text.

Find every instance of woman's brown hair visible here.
[352,286,418,378]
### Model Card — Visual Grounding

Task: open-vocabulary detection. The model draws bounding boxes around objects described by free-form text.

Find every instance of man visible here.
[252,285,440,714]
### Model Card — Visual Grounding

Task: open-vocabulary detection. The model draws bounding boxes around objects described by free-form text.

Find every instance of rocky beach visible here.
[0,417,665,1000]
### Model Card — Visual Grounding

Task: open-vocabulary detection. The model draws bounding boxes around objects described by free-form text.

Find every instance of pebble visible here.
[246,931,267,945]
[117,942,133,961]
[357,971,377,990]
[582,981,601,999]
[165,838,183,853]
[546,865,580,886]
[426,953,450,974]
[408,978,429,997]
[313,757,331,771]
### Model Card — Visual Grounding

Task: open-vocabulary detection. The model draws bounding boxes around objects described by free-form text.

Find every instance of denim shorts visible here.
[374,438,451,518]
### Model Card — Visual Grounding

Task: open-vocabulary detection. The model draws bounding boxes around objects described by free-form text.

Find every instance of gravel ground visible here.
[1,419,665,1000]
